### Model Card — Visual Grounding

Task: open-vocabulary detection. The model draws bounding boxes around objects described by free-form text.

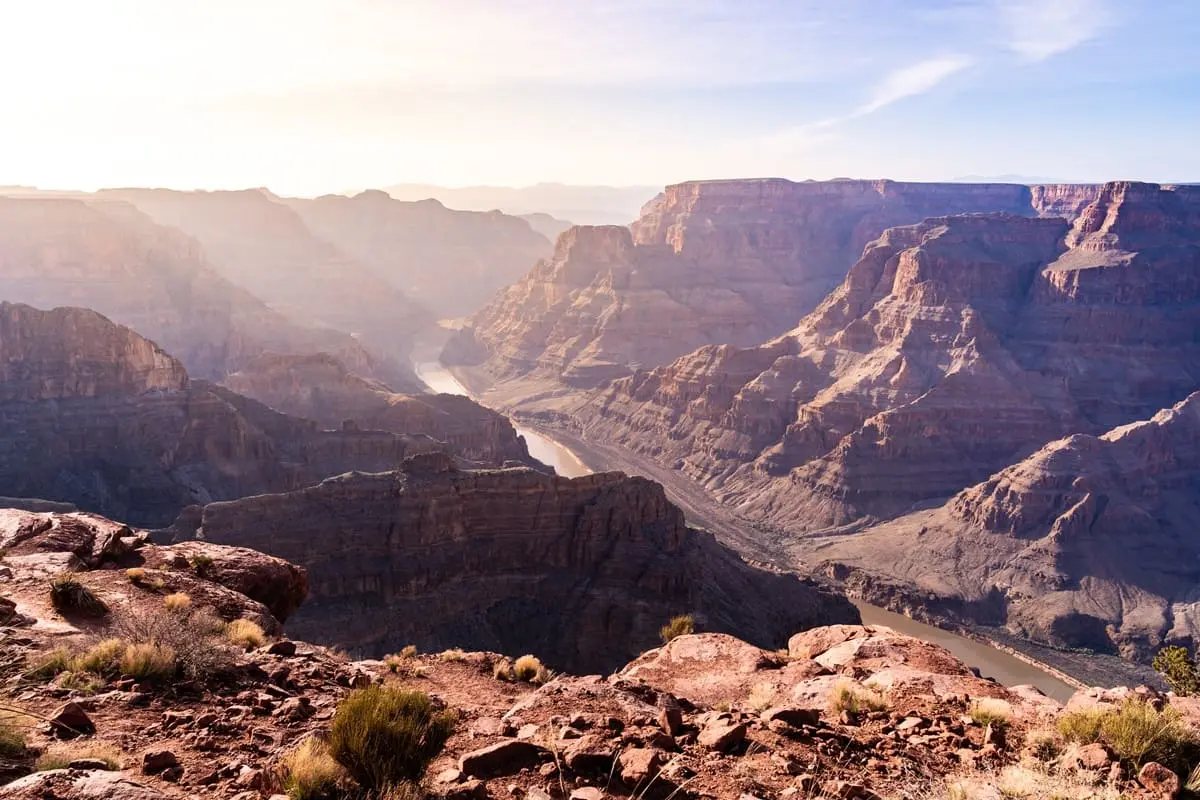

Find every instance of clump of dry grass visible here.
[35,741,122,771]
[226,618,266,650]
[1056,697,1197,772]
[162,592,192,612]
[492,658,515,682]
[124,567,146,584]
[277,736,346,800]
[830,680,888,715]
[74,638,126,676]
[0,707,32,758]
[659,614,694,644]
[512,654,551,684]
[969,698,1012,730]
[49,573,108,616]
[119,642,177,682]
[438,648,467,663]
[747,682,776,712]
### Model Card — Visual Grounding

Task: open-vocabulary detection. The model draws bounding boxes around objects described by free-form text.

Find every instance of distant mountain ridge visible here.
[382,181,658,225]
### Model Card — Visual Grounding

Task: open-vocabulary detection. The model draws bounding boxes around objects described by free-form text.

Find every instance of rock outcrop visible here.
[444,179,1041,390]
[222,353,539,467]
[823,392,1200,661]
[98,188,434,387]
[284,191,553,318]
[0,303,443,526]
[0,196,386,383]
[188,453,858,673]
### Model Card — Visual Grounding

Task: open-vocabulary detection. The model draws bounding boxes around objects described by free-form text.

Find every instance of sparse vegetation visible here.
[26,647,74,680]
[112,604,236,681]
[49,573,108,616]
[0,707,30,758]
[35,741,121,771]
[226,618,267,650]
[513,654,546,683]
[75,638,126,676]
[492,658,515,682]
[1057,697,1198,771]
[747,681,776,712]
[119,642,177,681]
[1153,645,1199,696]
[190,553,215,577]
[277,737,346,800]
[830,680,888,715]
[163,592,192,612]
[660,614,694,644]
[124,567,146,583]
[400,645,418,659]
[438,648,467,662]
[969,698,1012,729]
[328,686,455,792]
[1025,729,1062,762]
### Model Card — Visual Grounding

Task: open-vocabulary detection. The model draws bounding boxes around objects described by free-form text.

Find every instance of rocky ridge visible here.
[181,452,857,673]
[222,353,539,468]
[284,191,553,318]
[0,303,444,526]
[2,510,1196,800]
[444,179,1061,391]
[547,180,1200,659]
[0,196,385,384]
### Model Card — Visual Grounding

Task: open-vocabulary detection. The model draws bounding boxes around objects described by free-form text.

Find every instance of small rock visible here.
[160,765,184,783]
[68,758,116,770]
[141,749,180,775]
[698,719,746,751]
[570,789,605,800]
[895,716,926,732]
[517,723,540,740]
[48,701,95,738]
[1074,742,1114,771]
[266,640,297,656]
[435,768,463,784]
[527,790,554,800]
[658,705,683,736]
[1138,762,1181,798]
[444,779,489,800]
[563,734,615,772]
[618,747,661,786]
[762,706,821,729]
[459,739,546,778]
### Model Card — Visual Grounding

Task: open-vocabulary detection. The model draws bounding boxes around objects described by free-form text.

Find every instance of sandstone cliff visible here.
[189,453,858,673]
[284,191,553,318]
[0,304,443,526]
[444,179,1041,390]
[0,197,384,383]
[99,188,433,388]
[222,353,539,467]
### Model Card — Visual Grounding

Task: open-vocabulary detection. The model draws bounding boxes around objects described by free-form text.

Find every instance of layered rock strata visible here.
[444,179,1047,389]
[0,303,442,526]
[222,352,538,467]
[189,452,859,673]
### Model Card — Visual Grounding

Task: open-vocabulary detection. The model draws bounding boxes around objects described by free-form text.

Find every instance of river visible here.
[414,361,1078,701]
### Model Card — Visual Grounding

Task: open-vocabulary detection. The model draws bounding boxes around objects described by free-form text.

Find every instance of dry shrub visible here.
[1056,707,1107,744]
[747,682,776,712]
[124,568,146,584]
[400,645,418,659]
[438,648,466,662]
[329,686,455,792]
[513,654,544,683]
[492,658,515,682]
[277,736,346,800]
[35,740,121,771]
[163,592,192,612]
[49,573,108,616]
[26,647,74,681]
[0,707,31,758]
[111,605,237,681]
[830,680,888,715]
[75,638,126,676]
[969,698,1012,729]
[119,642,177,682]
[190,553,215,576]
[1057,698,1198,772]
[226,618,266,650]
[660,614,694,644]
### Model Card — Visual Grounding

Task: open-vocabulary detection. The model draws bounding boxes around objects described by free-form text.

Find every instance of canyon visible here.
[510,180,1200,662]
[443,179,1069,391]
[184,451,858,673]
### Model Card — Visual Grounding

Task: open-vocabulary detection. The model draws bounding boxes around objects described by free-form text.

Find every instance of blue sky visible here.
[1,0,1197,193]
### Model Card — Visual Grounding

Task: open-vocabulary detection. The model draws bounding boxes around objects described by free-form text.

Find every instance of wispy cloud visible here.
[762,54,973,152]
[998,0,1112,61]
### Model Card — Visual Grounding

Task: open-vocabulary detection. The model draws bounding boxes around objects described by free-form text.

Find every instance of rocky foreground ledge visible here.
[2,510,1198,799]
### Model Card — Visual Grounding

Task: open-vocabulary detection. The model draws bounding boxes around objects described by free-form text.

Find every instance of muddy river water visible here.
[414,361,1078,701]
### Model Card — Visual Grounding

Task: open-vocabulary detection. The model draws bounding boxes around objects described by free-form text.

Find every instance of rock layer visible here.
[222,352,538,467]
[0,303,443,526]
[444,179,1043,389]
[0,196,382,382]
[190,452,858,673]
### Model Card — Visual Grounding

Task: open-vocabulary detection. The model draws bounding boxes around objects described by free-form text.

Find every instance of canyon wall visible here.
[0,197,383,383]
[285,191,553,318]
[0,303,442,526]
[222,353,539,468]
[443,179,1041,389]
[192,453,858,672]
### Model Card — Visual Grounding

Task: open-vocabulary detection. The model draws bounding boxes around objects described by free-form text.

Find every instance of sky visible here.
[0,0,1197,195]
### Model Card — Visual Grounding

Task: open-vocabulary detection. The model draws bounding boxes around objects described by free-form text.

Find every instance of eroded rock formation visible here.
[0,196,383,383]
[444,179,1042,389]
[284,191,553,318]
[222,352,538,467]
[0,303,442,526]
[189,452,858,672]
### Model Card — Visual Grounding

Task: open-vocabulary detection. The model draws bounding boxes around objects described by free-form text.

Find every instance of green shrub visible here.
[329,686,455,791]
[190,553,215,577]
[1153,646,1199,696]
[1057,707,1107,744]
[49,573,108,616]
[1059,698,1198,772]
[659,614,694,644]
[278,737,346,800]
